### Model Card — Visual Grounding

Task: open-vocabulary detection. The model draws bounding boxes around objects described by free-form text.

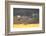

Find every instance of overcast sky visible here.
[13,8,39,16]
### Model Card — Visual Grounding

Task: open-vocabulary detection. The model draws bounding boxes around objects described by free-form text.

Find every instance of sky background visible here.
[13,8,39,18]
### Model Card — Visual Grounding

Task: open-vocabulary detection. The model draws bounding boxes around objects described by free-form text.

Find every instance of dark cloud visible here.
[13,8,39,16]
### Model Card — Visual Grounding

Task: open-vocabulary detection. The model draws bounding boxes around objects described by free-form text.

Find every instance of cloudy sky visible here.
[13,8,39,16]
